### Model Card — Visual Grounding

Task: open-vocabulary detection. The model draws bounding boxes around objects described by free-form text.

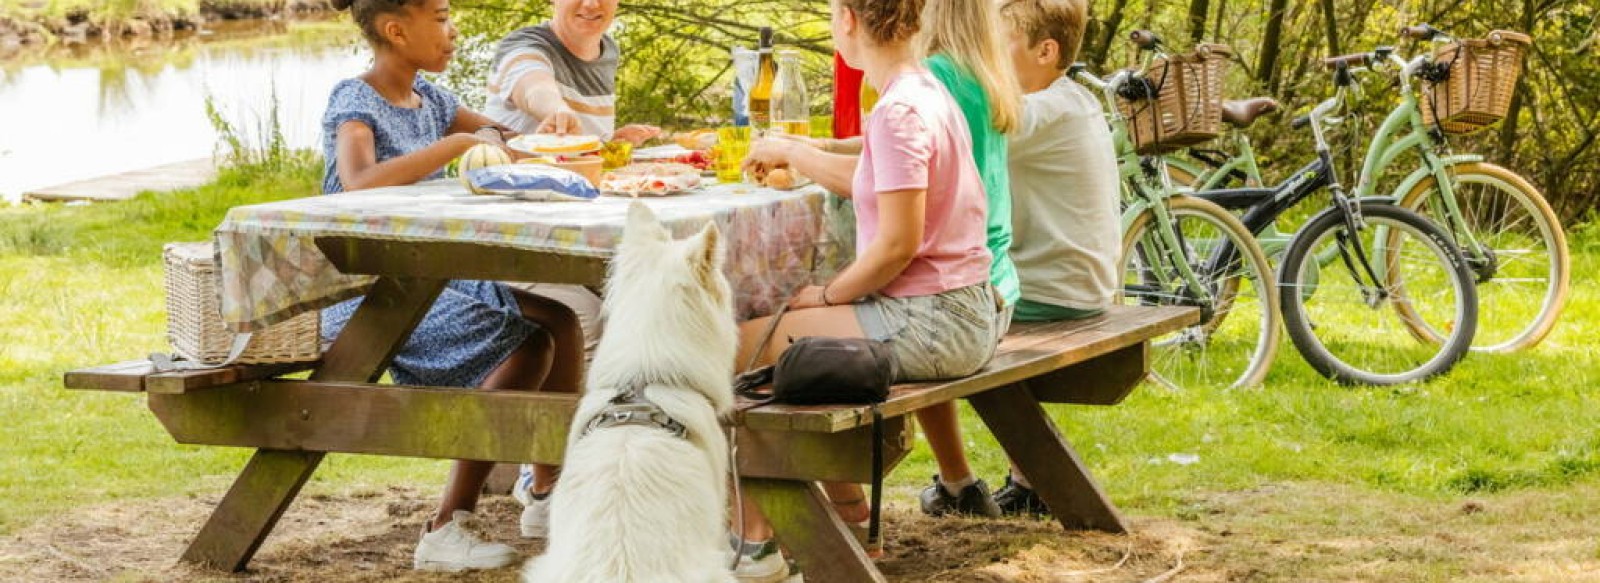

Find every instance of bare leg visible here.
[511,290,585,496]
[916,402,975,486]
[432,329,555,529]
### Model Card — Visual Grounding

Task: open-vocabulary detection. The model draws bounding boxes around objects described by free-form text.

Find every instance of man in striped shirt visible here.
[484,0,659,145]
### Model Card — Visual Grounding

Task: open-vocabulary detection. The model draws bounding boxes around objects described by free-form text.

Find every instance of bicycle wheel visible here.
[1120,195,1280,389]
[1397,162,1569,353]
[1279,203,1477,385]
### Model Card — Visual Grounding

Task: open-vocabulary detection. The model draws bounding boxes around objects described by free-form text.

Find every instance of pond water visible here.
[0,19,369,203]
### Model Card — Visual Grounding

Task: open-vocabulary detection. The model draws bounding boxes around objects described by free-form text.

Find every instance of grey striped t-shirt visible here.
[485,23,618,138]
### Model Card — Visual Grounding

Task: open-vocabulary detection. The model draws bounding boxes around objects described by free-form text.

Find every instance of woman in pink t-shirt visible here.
[731,0,1003,574]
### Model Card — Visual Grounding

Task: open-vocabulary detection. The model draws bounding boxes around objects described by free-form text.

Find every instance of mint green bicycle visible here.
[1173,25,1568,354]
[1073,50,1281,390]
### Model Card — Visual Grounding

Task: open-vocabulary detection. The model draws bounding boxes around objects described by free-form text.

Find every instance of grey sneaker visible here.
[730,535,791,583]
[413,510,517,572]
[993,475,1050,517]
[918,475,1002,518]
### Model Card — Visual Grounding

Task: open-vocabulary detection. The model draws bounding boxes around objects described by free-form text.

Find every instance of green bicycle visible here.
[1072,42,1281,390]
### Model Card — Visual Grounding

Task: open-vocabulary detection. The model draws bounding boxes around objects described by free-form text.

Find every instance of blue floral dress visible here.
[318,75,537,388]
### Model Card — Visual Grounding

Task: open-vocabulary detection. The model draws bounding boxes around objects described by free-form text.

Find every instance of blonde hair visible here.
[999,0,1088,69]
[916,0,1022,134]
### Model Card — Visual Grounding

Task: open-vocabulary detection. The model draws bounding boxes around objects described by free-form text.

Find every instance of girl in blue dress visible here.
[321,0,582,572]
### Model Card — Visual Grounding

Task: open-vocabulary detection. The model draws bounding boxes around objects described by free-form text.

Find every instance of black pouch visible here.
[734,336,896,404]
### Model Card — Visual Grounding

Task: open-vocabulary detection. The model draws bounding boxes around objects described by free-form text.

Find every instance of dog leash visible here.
[729,302,787,571]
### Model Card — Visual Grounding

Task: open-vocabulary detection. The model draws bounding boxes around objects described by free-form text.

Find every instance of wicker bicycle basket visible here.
[1421,30,1532,134]
[163,242,321,365]
[1116,43,1232,155]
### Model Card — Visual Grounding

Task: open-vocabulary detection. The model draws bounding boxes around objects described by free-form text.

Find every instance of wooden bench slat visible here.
[63,360,158,392]
[146,362,320,394]
[64,360,319,394]
[738,305,1197,433]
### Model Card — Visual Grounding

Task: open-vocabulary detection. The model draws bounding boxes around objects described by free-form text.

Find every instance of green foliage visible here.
[204,87,318,181]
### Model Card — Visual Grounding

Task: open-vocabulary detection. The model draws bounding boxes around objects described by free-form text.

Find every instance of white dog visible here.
[523,202,739,583]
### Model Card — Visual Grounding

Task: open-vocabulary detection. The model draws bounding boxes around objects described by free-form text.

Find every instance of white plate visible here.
[630,144,698,160]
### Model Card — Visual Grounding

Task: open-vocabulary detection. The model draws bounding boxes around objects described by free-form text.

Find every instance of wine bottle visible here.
[748,27,777,130]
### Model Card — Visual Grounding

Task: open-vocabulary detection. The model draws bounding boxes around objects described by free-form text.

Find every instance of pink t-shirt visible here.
[853,69,992,297]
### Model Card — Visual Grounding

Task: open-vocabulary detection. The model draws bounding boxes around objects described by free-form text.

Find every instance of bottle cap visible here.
[759,27,773,49]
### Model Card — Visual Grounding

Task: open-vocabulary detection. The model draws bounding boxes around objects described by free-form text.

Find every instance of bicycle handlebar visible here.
[1129,30,1162,51]
[1322,53,1374,70]
[1399,23,1445,41]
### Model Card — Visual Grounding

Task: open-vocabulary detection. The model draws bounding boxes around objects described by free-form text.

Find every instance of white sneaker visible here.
[731,536,791,583]
[513,464,551,539]
[413,510,517,572]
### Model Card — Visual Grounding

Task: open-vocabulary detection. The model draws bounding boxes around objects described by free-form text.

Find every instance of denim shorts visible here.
[853,283,1003,382]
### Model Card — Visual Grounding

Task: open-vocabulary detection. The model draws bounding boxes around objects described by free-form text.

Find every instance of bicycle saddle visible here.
[1221,97,1281,128]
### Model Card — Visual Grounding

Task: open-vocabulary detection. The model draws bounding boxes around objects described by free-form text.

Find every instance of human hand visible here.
[741,137,796,176]
[464,131,521,160]
[787,284,829,310]
[536,109,582,135]
[612,124,661,146]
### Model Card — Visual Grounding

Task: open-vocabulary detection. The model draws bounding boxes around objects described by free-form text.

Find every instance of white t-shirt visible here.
[1006,76,1121,311]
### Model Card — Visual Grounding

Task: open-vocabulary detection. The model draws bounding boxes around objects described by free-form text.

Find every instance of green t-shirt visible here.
[926,53,1021,307]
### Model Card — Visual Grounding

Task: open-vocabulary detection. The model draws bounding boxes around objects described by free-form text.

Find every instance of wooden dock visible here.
[23,158,218,203]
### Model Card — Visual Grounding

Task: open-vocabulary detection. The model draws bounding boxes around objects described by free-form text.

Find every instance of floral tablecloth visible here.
[214,179,844,332]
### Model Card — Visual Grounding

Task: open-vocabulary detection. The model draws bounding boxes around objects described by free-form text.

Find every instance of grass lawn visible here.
[1,156,1597,577]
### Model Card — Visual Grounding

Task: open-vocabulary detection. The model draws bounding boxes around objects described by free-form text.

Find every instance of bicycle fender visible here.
[1386,154,1486,201]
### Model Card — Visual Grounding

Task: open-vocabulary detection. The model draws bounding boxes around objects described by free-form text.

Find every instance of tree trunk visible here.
[1187,0,1210,44]
[1319,0,1341,56]
[1257,0,1290,90]
[1211,0,1227,43]
[1498,0,1536,162]
[1090,0,1130,71]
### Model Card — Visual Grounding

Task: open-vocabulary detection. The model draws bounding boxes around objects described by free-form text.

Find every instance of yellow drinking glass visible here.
[600,140,632,170]
[715,126,752,183]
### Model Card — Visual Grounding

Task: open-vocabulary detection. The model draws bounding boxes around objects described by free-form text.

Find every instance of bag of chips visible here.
[465,164,599,202]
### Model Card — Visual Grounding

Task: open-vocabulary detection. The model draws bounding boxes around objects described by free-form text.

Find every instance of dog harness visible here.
[580,380,689,439]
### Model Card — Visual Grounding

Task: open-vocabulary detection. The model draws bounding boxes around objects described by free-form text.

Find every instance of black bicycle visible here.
[1189,51,1479,385]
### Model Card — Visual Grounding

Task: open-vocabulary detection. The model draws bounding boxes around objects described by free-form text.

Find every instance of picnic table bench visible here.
[64,249,1193,581]
[62,185,1196,581]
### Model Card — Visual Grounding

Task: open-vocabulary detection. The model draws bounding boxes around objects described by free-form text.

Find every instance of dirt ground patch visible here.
[0,481,1597,582]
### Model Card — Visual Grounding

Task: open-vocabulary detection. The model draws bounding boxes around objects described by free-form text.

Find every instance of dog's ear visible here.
[624,201,669,243]
[688,220,724,287]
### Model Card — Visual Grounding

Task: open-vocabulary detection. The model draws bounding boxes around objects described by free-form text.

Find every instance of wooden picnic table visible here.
[64,179,1197,581]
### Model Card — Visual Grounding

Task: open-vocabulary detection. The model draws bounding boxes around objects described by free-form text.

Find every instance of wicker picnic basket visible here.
[1420,30,1532,134]
[163,242,320,365]
[1116,43,1232,155]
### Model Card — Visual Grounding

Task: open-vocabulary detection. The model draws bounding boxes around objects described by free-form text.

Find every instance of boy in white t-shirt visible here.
[1001,0,1119,323]
[994,0,1121,514]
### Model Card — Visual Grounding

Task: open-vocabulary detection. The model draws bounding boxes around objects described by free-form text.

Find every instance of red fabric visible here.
[832,52,865,139]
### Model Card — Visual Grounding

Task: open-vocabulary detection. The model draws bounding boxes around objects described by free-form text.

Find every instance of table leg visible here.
[177,276,446,571]
[180,449,324,571]
[968,383,1127,533]
[742,478,885,583]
